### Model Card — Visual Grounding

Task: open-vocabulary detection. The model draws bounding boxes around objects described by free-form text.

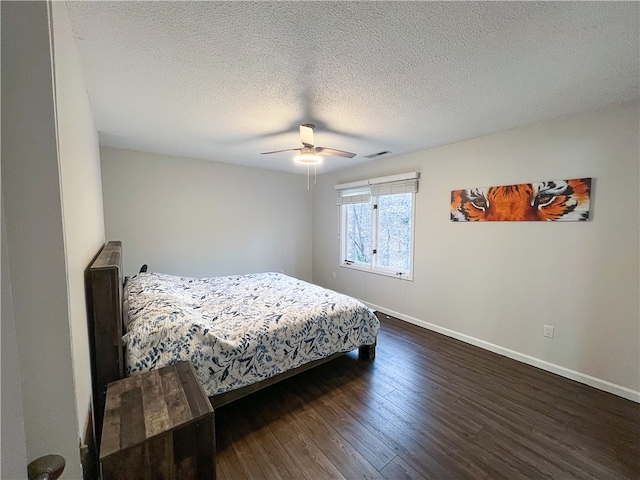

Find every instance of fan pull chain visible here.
[305,165,317,190]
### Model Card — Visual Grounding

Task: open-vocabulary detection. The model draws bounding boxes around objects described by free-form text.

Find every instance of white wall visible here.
[100,147,313,281]
[313,101,640,399]
[2,2,105,478]
[1,197,28,480]
[51,0,105,445]
[1,2,82,477]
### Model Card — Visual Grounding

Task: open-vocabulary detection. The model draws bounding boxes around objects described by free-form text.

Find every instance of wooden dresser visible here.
[99,361,215,480]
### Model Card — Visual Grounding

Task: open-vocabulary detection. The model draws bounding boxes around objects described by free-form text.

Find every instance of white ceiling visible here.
[65,1,639,174]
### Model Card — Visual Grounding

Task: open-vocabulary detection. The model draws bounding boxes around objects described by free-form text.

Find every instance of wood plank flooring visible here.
[214,314,639,479]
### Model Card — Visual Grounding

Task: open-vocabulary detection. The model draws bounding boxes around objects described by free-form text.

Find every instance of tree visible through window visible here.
[345,202,371,264]
[376,193,412,271]
[341,191,415,279]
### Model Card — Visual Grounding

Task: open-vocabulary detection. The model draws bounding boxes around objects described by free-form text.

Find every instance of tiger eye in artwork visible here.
[472,197,487,210]
[535,194,555,207]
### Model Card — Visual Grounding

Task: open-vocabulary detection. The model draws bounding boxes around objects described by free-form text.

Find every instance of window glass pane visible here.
[376,193,412,271]
[345,203,371,264]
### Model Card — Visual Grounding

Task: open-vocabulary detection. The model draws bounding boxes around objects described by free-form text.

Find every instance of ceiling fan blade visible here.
[300,124,315,147]
[315,147,356,158]
[261,148,300,155]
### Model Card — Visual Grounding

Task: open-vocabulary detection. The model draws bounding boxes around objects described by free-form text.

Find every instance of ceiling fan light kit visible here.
[261,124,357,189]
[294,148,322,165]
[262,124,356,166]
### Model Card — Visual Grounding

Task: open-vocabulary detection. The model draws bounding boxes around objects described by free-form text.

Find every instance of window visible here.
[337,173,418,280]
[344,202,372,265]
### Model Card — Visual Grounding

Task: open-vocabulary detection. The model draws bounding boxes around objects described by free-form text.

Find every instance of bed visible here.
[87,241,379,448]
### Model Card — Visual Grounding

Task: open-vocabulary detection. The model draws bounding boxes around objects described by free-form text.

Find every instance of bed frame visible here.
[87,241,376,448]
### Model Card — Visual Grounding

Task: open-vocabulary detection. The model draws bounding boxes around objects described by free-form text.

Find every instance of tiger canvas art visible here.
[451,178,592,222]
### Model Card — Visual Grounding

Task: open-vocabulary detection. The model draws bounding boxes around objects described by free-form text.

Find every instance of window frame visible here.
[339,191,416,281]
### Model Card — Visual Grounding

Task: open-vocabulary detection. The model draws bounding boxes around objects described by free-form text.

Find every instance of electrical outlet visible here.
[332,272,337,279]
[543,325,554,338]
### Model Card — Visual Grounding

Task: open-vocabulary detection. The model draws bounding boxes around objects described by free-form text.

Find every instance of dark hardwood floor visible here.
[214,314,640,479]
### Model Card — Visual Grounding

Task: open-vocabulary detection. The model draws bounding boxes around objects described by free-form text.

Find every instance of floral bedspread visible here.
[123,272,379,396]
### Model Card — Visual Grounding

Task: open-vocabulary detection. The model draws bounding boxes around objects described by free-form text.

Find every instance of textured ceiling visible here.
[65,1,639,174]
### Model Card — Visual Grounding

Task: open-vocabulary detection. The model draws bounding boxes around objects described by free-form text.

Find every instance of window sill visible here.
[340,263,413,281]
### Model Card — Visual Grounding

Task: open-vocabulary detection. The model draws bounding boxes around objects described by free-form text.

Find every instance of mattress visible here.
[123,271,379,396]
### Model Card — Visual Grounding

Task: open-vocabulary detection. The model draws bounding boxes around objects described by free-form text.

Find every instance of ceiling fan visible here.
[261,124,356,165]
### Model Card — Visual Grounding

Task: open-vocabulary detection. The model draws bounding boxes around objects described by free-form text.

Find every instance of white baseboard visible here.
[366,302,640,404]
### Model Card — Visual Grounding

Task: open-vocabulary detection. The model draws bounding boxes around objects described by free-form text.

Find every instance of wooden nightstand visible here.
[99,361,215,480]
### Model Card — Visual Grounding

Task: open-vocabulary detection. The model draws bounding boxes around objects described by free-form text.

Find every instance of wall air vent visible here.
[364,150,392,159]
